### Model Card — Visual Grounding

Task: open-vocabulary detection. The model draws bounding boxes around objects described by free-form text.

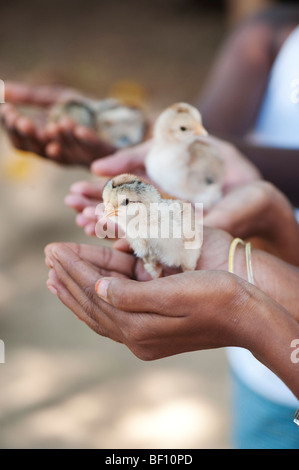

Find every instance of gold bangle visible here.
[228,238,254,285]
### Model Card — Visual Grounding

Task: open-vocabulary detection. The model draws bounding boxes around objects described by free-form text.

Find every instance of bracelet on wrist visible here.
[228,237,254,285]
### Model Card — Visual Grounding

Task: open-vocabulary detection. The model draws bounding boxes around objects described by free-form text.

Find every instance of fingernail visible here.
[95,278,110,299]
[51,247,58,259]
[47,284,57,295]
[45,255,54,268]
[51,246,62,261]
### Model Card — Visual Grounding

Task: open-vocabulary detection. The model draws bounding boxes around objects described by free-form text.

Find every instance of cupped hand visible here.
[44,239,299,399]
[1,81,117,165]
[204,180,299,265]
[45,240,251,359]
[44,117,116,165]
[1,81,80,159]
[1,102,48,157]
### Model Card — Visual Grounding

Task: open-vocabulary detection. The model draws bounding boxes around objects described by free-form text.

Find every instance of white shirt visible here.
[253,25,299,149]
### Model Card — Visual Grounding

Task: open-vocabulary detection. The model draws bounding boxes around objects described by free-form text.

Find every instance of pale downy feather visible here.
[145,103,225,210]
[102,174,202,279]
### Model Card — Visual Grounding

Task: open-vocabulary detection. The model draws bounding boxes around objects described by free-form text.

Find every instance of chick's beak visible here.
[193,122,208,136]
[103,203,118,219]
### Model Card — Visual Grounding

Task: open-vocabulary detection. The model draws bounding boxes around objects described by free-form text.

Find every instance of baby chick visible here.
[145,103,225,210]
[102,174,202,279]
[50,98,147,148]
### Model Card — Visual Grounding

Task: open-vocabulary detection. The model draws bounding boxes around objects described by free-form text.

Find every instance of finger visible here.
[70,179,106,200]
[45,121,75,163]
[47,267,117,338]
[2,105,19,127]
[47,268,64,294]
[58,119,97,164]
[203,204,231,230]
[82,206,97,220]
[90,140,150,176]
[1,103,16,125]
[55,119,81,163]
[45,242,136,278]
[47,246,105,323]
[65,194,99,211]
[4,125,25,150]
[4,82,80,106]
[113,239,133,253]
[15,115,44,155]
[46,244,129,339]
[95,275,188,315]
[4,82,44,104]
[45,141,65,161]
[74,125,116,157]
[48,258,126,285]
[84,223,96,236]
[46,121,101,165]
[2,106,27,149]
[44,121,61,140]
[51,119,108,165]
[91,151,143,176]
[76,213,91,227]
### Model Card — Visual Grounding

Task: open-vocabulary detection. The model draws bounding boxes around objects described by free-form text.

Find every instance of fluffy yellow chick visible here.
[102,174,202,279]
[145,103,225,210]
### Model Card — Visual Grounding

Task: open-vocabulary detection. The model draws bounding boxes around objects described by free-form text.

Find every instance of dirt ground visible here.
[0,0,234,449]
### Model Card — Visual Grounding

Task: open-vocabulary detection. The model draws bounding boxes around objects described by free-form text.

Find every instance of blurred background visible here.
[0,0,282,449]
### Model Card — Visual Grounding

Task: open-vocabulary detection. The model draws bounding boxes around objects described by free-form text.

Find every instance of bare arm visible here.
[245,288,299,399]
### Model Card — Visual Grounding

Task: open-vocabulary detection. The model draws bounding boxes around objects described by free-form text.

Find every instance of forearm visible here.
[241,285,299,400]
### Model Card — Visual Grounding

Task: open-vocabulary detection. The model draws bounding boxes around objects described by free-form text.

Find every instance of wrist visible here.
[213,274,261,350]
[198,227,234,272]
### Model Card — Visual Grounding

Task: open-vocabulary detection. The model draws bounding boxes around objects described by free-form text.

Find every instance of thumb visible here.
[91,151,143,177]
[95,276,169,313]
[91,140,151,176]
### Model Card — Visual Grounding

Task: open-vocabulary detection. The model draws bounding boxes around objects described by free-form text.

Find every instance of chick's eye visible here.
[121,198,130,206]
[180,126,187,132]
[206,177,214,185]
